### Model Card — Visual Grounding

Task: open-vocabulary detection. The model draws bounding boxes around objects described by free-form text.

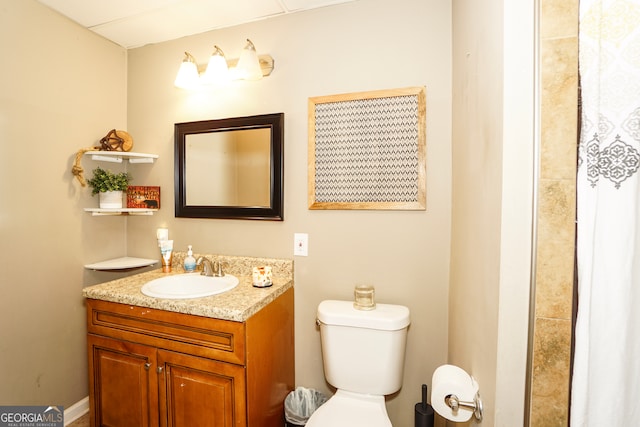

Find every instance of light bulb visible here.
[174,52,200,89]
[202,46,230,85]
[236,39,263,81]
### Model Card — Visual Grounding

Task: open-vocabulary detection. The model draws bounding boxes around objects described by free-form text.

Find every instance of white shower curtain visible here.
[572,1,640,425]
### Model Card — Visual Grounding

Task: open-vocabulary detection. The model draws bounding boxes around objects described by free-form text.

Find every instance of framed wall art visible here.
[127,186,161,209]
[308,86,426,210]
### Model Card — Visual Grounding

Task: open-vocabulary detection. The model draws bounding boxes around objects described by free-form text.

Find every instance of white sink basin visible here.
[141,273,239,299]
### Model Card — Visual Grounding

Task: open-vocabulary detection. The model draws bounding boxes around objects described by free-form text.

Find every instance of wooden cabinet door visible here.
[158,350,247,427]
[88,334,159,427]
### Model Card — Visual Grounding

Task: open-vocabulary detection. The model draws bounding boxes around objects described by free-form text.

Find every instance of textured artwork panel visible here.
[309,87,426,210]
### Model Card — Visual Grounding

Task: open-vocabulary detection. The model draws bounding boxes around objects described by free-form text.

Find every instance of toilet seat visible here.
[306,390,392,427]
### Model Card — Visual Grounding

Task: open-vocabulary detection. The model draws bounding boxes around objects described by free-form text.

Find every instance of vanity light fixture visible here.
[174,39,274,89]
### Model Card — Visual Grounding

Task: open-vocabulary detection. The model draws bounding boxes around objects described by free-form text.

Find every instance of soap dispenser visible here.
[184,245,196,272]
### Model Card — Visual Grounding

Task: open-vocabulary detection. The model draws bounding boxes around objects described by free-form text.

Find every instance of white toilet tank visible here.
[317,300,410,396]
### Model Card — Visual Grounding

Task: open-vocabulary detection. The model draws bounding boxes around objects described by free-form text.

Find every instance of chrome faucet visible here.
[196,256,224,277]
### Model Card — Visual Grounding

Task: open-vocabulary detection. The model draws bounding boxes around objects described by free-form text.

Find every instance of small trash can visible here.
[284,386,328,426]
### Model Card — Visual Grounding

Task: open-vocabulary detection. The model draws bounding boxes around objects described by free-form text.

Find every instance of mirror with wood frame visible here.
[174,113,284,220]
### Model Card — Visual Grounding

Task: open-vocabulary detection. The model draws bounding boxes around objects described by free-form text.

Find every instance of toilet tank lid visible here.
[317,300,410,331]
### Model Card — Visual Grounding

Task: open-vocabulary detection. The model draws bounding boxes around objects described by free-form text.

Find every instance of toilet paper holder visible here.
[432,364,483,423]
[445,392,483,421]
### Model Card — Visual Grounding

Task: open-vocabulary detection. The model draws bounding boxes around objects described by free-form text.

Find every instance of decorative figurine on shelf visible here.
[98,129,134,152]
[71,129,134,187]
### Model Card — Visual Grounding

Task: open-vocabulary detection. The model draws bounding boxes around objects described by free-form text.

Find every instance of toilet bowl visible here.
[306,390,391,427]
[306,300,410,427]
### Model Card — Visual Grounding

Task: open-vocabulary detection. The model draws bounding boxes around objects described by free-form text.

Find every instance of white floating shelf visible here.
[84,257,158,271]
[85,151,159,164]
[84,208,158,216]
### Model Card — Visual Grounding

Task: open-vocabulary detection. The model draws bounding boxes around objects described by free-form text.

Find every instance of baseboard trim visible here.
[65,396,89,426]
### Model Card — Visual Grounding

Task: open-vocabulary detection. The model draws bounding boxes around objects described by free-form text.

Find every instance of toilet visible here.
[306,300,410,427]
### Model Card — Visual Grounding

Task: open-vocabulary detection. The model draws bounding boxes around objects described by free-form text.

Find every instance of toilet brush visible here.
[415,384,434,427]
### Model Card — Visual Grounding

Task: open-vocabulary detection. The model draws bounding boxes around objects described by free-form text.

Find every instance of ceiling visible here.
[36,0,356,49]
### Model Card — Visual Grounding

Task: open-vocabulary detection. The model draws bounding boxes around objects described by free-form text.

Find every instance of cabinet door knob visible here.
[157,366,164,374]
[144,363,151,371]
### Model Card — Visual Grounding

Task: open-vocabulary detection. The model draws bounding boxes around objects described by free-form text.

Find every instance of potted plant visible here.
[87,167,132,209]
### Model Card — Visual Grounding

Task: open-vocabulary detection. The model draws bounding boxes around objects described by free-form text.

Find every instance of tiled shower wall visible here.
[529,0,579,425]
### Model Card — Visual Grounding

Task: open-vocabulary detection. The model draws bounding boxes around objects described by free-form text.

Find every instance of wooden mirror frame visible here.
[174,113,284,220]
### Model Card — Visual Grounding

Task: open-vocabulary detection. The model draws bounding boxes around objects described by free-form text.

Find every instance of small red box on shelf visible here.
[127,186,160,209]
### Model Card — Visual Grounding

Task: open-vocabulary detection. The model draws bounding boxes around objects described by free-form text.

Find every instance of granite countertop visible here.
[83,254,293,322]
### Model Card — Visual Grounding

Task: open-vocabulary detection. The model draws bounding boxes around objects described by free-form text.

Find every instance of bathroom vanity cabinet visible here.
[86,288,294,427]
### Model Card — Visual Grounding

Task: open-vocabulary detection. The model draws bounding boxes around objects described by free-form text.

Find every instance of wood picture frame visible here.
[308,87,426,210]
